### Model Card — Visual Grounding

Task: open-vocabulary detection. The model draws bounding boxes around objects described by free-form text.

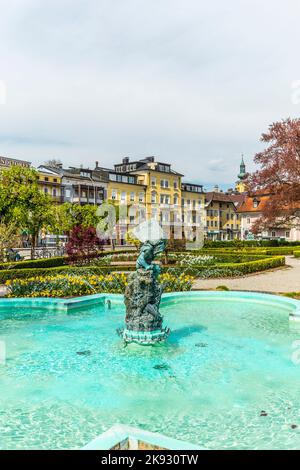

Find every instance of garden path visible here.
[192,256,300,293]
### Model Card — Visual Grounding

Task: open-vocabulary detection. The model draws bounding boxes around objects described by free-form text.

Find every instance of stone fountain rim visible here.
[0,291,299,319]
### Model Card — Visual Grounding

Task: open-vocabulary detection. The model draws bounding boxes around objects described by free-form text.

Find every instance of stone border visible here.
[82,424,202,450]
[0,291,299,321]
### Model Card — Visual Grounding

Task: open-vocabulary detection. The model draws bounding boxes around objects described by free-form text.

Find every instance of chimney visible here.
[95,161,99,169]
[122,157,129,164]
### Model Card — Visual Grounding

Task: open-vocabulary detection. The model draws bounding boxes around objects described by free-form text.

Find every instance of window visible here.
[139,192,144,202]
[121,192,126,202]
[247,218,250,224]
[286,231,290,238]
[152,209,158,220]
[44,188,48,194]
[111,189,117,200]
[53,188,57,197]
[160,179,169,188]
[45,177,49,182]
[128,176,135,184]
[151,177,156,186]
[130,192,135,202]
[174,195,178,205]
[53,178,57,183]
[129,215,135,224]
[110,173,117,181]
[271,231,276,237]
[65,189,71,198]
[253,198,259,208]
[173,180,178,189]
[151,191,157,204]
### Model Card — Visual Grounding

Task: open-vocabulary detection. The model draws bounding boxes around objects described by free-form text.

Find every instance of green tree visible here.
[0,222,20,262]
[52,203,102,235]
[0,166,54,257]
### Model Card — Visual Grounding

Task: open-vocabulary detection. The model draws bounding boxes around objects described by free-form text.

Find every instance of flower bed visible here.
[6,272,194,298]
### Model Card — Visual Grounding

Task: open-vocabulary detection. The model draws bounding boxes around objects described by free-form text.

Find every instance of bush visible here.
[66,225,104,264]
[294,251,300,258]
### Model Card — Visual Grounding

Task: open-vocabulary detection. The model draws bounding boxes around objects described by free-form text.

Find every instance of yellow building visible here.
[111,157,184,240]
[104,157,206,244]
[37,166,62,203]
[205,191,245,240]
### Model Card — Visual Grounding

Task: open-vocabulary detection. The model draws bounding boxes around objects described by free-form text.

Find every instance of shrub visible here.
[294,251,300,258]
[66,225,104,264]
[216,285,230,291]
[0,256,66,271]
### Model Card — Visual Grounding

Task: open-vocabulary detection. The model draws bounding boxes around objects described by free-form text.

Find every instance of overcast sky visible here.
[0,0,300,188]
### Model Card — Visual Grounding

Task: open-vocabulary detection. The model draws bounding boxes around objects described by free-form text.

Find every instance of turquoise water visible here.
[0,296,300,450]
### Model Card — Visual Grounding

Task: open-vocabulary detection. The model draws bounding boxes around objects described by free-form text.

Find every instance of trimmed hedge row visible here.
[204,240,300,248]
[0,256,67,271]
[294,251,300,258]
[173,251,274,262]
[0,255,285,283]
[165,256,285,277]
[198,247,300,256]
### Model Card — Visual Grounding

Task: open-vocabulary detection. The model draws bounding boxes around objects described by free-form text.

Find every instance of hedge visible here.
[0,256,67,271]
[172,251,273,262]
[294,251,300,258]
[204,240,300,248]
[164,256,285,277]
[197,247,300,256]
[0,264,136,283]
[0,255,285,283]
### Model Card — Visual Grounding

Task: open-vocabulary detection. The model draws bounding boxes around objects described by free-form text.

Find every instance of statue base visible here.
[117,327,170,345]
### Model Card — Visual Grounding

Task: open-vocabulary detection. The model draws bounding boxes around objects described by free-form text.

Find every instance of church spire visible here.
[238,154,246,180]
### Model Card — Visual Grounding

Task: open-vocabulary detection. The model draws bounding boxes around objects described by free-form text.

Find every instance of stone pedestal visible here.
[118,269,170,345]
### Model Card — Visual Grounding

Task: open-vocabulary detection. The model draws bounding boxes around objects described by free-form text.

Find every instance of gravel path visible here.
[192,256,300,293]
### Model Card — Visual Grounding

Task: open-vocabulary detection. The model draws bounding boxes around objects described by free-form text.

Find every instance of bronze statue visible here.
[118,237,170,345]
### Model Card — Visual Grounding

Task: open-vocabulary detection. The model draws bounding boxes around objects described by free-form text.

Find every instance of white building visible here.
[238,194,300,241]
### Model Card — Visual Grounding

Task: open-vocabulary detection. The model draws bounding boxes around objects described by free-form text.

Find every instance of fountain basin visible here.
[0,291,300,450]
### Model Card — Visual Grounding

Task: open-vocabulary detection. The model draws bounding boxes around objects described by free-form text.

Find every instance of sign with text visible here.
[0,156,31,168]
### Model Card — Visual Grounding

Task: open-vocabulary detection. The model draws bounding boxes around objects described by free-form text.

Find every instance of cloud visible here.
[0,0,300,185]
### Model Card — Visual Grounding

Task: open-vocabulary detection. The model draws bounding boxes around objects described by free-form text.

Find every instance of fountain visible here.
[118,220,170,345]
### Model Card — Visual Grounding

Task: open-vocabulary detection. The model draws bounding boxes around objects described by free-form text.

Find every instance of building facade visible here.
[37,166,62,203]
[205,191,245,240]
[238,194,300,241]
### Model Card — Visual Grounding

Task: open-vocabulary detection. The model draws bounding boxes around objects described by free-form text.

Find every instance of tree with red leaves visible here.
[66,225,103,264]
[248,118,300,232]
